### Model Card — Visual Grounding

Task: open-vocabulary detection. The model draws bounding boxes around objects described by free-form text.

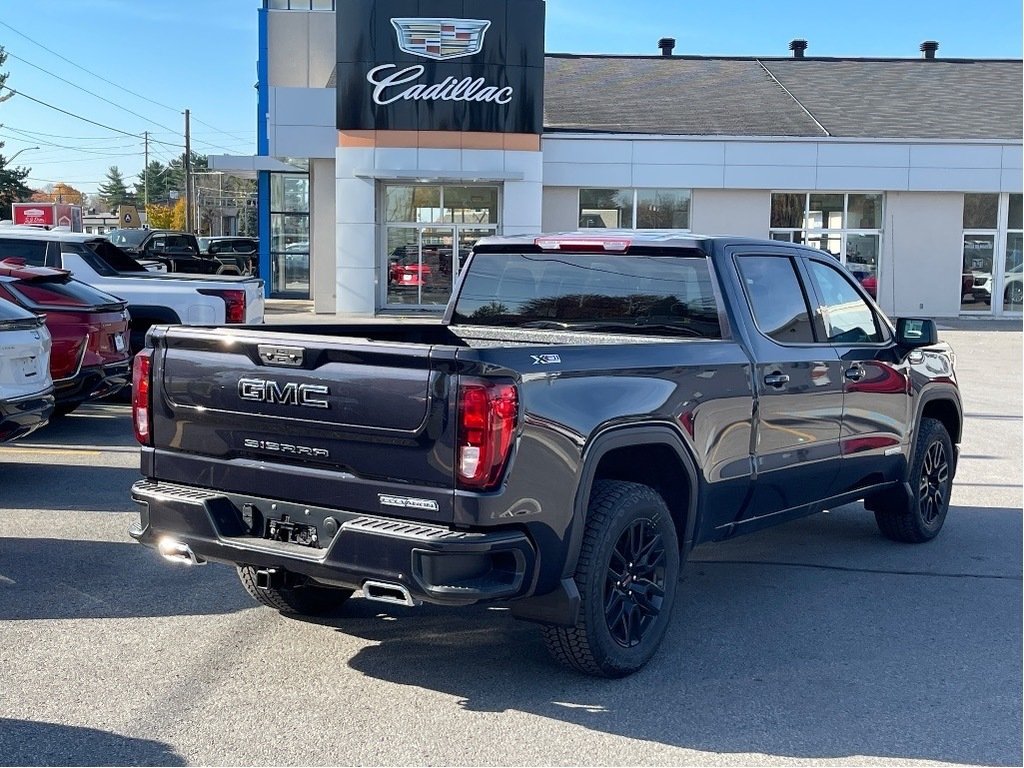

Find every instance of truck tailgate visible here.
[148,326,456,521]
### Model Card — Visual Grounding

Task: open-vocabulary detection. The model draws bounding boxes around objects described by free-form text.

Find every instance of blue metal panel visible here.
[257,7,271,297]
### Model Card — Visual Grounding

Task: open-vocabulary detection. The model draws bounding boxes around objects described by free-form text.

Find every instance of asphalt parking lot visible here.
[0,325,1020,766]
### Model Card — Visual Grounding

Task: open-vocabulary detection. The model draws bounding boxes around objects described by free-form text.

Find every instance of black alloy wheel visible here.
[605,518,668,648]
[918,439,950,527]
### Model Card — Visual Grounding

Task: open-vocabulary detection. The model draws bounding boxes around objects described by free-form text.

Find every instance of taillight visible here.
[457,378,518,491]
[198,288,246,323]
[132,349,153,445]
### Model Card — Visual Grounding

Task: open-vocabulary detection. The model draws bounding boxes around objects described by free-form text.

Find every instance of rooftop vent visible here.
[920,40,939,59]
[789,39,808,58]
[658,37,675,57]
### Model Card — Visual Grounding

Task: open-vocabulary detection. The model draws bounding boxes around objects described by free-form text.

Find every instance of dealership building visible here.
[212,0,1023,319]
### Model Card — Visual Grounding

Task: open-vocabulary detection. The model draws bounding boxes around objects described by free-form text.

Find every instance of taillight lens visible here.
[457,378,518,490]
[132,349,153,445]
[198,288,246,323]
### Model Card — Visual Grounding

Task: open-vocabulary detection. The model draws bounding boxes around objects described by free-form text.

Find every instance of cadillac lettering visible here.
[366,64,514,106]
[237,378,329,409]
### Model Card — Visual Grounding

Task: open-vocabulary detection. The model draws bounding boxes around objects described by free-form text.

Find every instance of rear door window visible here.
[736,255,816,344]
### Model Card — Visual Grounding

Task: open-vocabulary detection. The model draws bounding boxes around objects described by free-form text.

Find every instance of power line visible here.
[4,49,182,136]
[0,18,183,114]
[0,127,139,154]
[0,20,254,149]
[0,85,183,149]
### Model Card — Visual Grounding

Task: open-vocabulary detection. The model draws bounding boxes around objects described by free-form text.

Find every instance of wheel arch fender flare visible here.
[562,424,701,579]
[910,383,963,475]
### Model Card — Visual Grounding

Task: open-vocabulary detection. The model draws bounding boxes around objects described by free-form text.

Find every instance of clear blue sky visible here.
[1,0,1020,196]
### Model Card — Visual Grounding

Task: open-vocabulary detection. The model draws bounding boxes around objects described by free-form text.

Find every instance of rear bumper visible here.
[0,389,54,442]
[130,479,538,606]
[55,361,130,405]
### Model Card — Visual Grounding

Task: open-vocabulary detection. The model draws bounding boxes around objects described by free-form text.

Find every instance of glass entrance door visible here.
[383,184,499,309]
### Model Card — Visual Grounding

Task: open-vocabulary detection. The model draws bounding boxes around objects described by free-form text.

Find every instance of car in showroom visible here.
[973,263,1023,307]
[0,261,130,415]
[0,296,53,441]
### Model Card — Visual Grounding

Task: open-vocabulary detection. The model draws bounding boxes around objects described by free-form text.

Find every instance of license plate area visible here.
[114,333,126,352]
[14,356,38,379]
[265,515,320,548]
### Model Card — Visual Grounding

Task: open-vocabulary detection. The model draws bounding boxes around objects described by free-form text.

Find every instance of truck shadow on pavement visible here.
[307,504,1022,765]
[0,539,252,620]
[0,718,185,766]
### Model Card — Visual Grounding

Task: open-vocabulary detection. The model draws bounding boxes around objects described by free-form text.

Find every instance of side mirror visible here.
[896,317,938,347]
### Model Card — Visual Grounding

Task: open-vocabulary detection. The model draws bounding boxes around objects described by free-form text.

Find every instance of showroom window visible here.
[578,189,691,229]
[269,172,309,298]
[383,184,499,308]
[960,193,1021,314]
[770,192,884,301]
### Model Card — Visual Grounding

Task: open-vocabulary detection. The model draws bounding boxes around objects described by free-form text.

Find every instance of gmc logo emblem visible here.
[237,378,329,409]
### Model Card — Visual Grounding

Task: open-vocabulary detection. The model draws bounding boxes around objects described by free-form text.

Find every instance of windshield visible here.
[451,251,722,338]
[107,229,148,247]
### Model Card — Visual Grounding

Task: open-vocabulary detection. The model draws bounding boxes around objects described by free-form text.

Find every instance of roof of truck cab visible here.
[471,231,825,257]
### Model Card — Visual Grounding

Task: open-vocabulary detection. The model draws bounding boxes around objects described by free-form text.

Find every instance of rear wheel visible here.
[872,417,953,543]
[237,565,353,616]
[542,480,680,677]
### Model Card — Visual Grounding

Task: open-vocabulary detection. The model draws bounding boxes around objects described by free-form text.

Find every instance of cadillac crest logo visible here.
[391,18,491,60]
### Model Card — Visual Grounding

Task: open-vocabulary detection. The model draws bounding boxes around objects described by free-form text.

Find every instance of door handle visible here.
[844,365,866,382]
[763,373,790,388]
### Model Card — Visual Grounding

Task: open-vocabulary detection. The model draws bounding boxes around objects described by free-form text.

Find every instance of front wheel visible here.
[1006,282,1023,306]
[872,417,954,543]
[237,565,353,616]
[542,480,680,677]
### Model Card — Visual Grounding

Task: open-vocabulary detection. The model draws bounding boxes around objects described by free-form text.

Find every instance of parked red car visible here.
[0,260,130,415]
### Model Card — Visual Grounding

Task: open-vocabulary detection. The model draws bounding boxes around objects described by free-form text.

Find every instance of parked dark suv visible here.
[198,236,258,276]
[109,229,251,275]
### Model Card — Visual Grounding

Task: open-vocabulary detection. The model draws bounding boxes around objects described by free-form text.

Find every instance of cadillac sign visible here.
[336,0,544,134]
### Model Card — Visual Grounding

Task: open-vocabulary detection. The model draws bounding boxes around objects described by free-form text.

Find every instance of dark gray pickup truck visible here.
[129,232,962,677]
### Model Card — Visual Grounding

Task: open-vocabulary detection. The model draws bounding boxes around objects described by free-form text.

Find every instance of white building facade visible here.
[213,0,1023,319]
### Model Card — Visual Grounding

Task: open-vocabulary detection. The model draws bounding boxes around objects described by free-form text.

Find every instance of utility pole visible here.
[143,131,149,211]
[184,109,192,232]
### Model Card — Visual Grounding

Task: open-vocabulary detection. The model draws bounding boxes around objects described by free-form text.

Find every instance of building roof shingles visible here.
[543,55,1023,140]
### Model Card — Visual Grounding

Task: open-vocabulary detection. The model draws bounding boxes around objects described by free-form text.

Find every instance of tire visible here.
[542,480,680,678]
[873,418,954,543]
[237,565,353,616]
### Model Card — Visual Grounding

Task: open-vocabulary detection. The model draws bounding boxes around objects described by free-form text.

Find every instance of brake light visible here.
[457,379,518,491]
[132,349,153,445]
[198,288,247,323]
[534,236,631,252]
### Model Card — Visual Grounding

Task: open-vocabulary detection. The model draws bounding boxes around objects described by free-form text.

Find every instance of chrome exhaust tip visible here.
[157,537,206,566]
[361,579,417,607]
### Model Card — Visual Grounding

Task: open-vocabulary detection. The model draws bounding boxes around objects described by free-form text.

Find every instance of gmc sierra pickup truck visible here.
[129,232,962,677]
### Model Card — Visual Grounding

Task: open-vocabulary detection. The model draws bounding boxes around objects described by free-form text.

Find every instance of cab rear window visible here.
[452,251,722,338]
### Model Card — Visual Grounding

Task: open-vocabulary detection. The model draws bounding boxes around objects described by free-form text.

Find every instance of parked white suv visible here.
[0,227,265,353]
[0,297,53,441]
